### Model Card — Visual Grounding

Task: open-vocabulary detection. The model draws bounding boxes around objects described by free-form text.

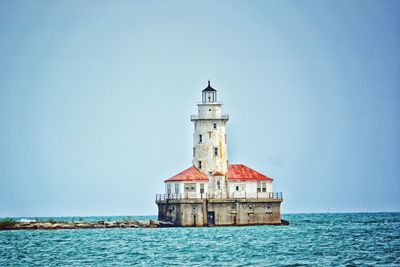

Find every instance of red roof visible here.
[227,164,272,181]
[164,164,272,182]
[164,166,208,182]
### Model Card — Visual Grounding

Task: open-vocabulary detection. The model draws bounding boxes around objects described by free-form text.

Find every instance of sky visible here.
[0,0,399,217]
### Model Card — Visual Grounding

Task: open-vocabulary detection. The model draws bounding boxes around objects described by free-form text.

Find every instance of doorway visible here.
[207,212,215,225]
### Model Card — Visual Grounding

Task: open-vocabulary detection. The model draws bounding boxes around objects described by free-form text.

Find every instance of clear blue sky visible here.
[0,0,399,217]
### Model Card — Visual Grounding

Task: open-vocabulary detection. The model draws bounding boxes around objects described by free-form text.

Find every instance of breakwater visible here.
[0,219,174,230]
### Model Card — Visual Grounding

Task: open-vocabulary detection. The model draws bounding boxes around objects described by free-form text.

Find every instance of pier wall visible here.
[156,198,282,226]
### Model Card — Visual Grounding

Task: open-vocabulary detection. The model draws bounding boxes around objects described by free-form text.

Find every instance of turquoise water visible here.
[1,213,399,266]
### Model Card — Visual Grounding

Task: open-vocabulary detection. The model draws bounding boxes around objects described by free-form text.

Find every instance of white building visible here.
[164,81,273,199]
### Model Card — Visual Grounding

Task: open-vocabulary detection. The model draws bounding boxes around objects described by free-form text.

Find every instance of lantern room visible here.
[202,80,217,103]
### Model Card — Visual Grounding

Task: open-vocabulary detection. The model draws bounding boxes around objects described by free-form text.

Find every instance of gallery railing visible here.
[155,192,283,201]
[190,114,229,121]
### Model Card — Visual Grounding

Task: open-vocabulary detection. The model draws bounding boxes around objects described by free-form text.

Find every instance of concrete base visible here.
[156,198,283,226]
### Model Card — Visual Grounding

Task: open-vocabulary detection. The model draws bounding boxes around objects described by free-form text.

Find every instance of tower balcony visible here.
[196,102,223,106]
[155,192,283,201]
[191,114,229,121]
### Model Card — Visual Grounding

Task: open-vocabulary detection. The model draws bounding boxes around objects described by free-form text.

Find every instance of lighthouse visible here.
[156,81,283,226]
[191,81,229,196]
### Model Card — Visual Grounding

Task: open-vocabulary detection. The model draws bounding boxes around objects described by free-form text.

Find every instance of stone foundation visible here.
[156,198,283,226]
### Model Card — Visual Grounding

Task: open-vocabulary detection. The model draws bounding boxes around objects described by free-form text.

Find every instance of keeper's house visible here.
[156,81,283,226]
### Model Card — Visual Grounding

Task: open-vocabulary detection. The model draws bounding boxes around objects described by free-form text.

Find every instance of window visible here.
[175,183,179,194]
[199,134,202,143]
[213,122,217,129]
[198,161,202,169]
[167,184,171,194]
[225,134,227,144]
[257,181,267,192]
[217,180,221,190]
[266,204,272,213]
[200,183,204,194]
[214,147,218,157]
[235,185,239,191]
[184,183,196,192]
[193,147,195,157]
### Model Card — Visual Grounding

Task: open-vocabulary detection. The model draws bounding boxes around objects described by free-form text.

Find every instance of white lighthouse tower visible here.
[191,81,229,195]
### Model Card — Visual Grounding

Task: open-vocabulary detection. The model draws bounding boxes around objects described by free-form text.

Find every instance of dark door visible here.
[207,212,215,225]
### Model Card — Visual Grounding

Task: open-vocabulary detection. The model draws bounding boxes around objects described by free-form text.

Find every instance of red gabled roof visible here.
[164,166,209,182]
[227,164,273,181]
[164,164,272,182]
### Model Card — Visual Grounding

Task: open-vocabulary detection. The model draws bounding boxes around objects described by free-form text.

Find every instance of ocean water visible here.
[1,213,399,266]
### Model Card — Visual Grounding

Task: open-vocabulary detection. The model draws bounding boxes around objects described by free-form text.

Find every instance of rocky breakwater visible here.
[0,219,174,231]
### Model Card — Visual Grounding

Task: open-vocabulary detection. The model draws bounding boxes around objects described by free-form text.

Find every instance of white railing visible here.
[155,192,283,201]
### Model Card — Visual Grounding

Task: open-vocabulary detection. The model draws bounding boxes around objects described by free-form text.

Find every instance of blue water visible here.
[1,213,399,266]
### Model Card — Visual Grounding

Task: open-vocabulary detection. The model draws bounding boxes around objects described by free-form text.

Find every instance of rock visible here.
[138,220,150,226]
[19,222,32,227]
[128,221,139,228]
[105,221,117,228]
[158,221,174,227]
[75,223,87,228]
[150,220,160,226]
[22,224,37,229]
[61,223,74,229]
[281,219,289,225]
[52,224,63,229]
[34,223,44,229]
[127,220,139,226]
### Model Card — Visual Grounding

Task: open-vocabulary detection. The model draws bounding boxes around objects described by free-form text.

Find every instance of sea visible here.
[1,212,399,266]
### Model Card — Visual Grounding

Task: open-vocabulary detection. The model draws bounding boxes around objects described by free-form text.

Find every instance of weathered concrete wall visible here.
[156,198,282,226]
[157,199,206,226]
[192,102,229,180]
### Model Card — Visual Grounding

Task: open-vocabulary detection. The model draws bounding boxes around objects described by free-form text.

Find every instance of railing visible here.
[155,192,283,201]
[190,114,229,121]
